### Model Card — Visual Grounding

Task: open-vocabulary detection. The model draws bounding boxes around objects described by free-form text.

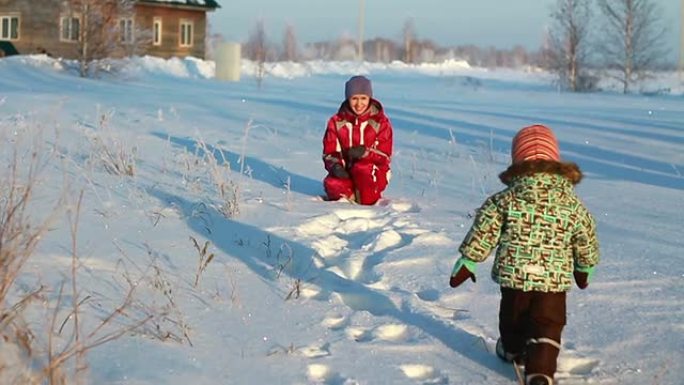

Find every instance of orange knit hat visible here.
[511,124,560,163]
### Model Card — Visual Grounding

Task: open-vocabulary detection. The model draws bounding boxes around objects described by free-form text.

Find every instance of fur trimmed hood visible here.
[499,160,583,186]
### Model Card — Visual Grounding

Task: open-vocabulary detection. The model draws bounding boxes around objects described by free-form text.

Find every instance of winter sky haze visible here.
[210,0,682,63]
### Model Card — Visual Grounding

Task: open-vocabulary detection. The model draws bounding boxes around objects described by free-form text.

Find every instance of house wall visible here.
[135,4,208,59]
[0,0,211,59]
[0,0,64,57]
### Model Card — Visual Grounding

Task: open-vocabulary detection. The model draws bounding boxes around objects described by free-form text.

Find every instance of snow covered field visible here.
[0,55,682,385]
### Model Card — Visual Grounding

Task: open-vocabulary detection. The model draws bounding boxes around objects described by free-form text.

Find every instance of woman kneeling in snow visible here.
[321,75,393,205]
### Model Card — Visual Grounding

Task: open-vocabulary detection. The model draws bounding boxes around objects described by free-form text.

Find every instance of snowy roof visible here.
[137,0,220,9]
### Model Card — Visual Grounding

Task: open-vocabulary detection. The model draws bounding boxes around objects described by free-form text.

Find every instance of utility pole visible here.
[358,0,365,61]
[680,0,684,81]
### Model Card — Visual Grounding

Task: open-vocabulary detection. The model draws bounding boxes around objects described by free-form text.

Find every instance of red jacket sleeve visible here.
[322,117,343,172]
[365,115,392,168]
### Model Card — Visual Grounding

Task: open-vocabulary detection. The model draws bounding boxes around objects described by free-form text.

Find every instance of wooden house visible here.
[0,0,219,59]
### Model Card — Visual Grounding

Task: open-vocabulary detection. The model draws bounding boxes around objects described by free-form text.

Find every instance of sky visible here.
[0,55,683,385]
[209,0,682,63]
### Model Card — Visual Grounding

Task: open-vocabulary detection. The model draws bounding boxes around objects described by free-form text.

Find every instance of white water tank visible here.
[215,42,241,82]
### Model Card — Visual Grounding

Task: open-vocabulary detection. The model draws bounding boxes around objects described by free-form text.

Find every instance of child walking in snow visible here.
[449,124,600,385]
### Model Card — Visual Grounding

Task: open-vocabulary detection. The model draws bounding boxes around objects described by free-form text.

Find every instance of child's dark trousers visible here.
[498,287,566,380]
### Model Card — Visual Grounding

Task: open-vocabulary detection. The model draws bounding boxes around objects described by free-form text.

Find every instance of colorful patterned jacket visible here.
[459,160,600,292]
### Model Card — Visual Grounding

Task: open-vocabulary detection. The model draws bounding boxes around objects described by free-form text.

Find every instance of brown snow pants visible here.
[498,287,566,380]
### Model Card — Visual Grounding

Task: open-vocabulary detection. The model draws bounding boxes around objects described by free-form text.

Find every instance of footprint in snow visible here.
[345,323,411,343]
[372,323,409,342]
[361,229,402,253]
[297,208,411,284]
[415,289,440,302]
[379,199,421,214]
[400,364,449,385]
[311,235,349,261]
[297,343,331,358]
[321,312,348,330]
[345,326,372,342]
[474,336,600,383]
[296,203,456,326]
[306,364,358,385]
[557,355,600,375]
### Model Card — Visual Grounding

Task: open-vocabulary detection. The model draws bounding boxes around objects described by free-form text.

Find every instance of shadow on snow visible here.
[390,110,684,191]
[151,131,324,197]
[149,188,513,380]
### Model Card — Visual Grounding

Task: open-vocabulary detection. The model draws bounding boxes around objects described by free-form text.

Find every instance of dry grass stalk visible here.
[0,148,58,306]
[190,236,215,288]
[86,112,137,176]
[193,138,240,218]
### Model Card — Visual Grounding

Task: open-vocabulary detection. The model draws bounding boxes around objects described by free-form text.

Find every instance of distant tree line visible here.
[542,0,669,93]
[236,0,672,93]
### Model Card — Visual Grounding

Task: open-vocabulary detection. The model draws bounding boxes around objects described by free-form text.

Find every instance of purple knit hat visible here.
[345,75,373,99]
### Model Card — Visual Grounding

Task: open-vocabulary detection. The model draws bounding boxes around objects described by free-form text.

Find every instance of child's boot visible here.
[524,336,561,385]
[525,373,553,385]
[495,338,522,364]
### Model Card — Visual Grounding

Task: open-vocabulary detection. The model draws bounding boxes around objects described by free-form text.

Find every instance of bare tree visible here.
[62,0,143,77]
[281,24,298,62]
[367,37,397,63]
[245,19,268,88]
[597,0,667,93]
[333,34,358,61]
[510,45,530,68]
[539,27,555,68]
[402,18,416,63]
[121,18,154,59]
[411,39,437,63]
[544,0,594,91]
[63,0,124,77]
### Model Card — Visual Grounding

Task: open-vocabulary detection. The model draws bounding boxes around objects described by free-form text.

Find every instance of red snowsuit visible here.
[322,99,393,205]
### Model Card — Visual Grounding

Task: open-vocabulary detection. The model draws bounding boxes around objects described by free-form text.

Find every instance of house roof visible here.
[137,0,220,9]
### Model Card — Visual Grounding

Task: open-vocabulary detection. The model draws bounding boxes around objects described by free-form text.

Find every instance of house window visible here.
[60,15,80,42]
[153,17,162,46]
[0,15,20,41]
[120,18,134,44]
[179,19,193,47]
